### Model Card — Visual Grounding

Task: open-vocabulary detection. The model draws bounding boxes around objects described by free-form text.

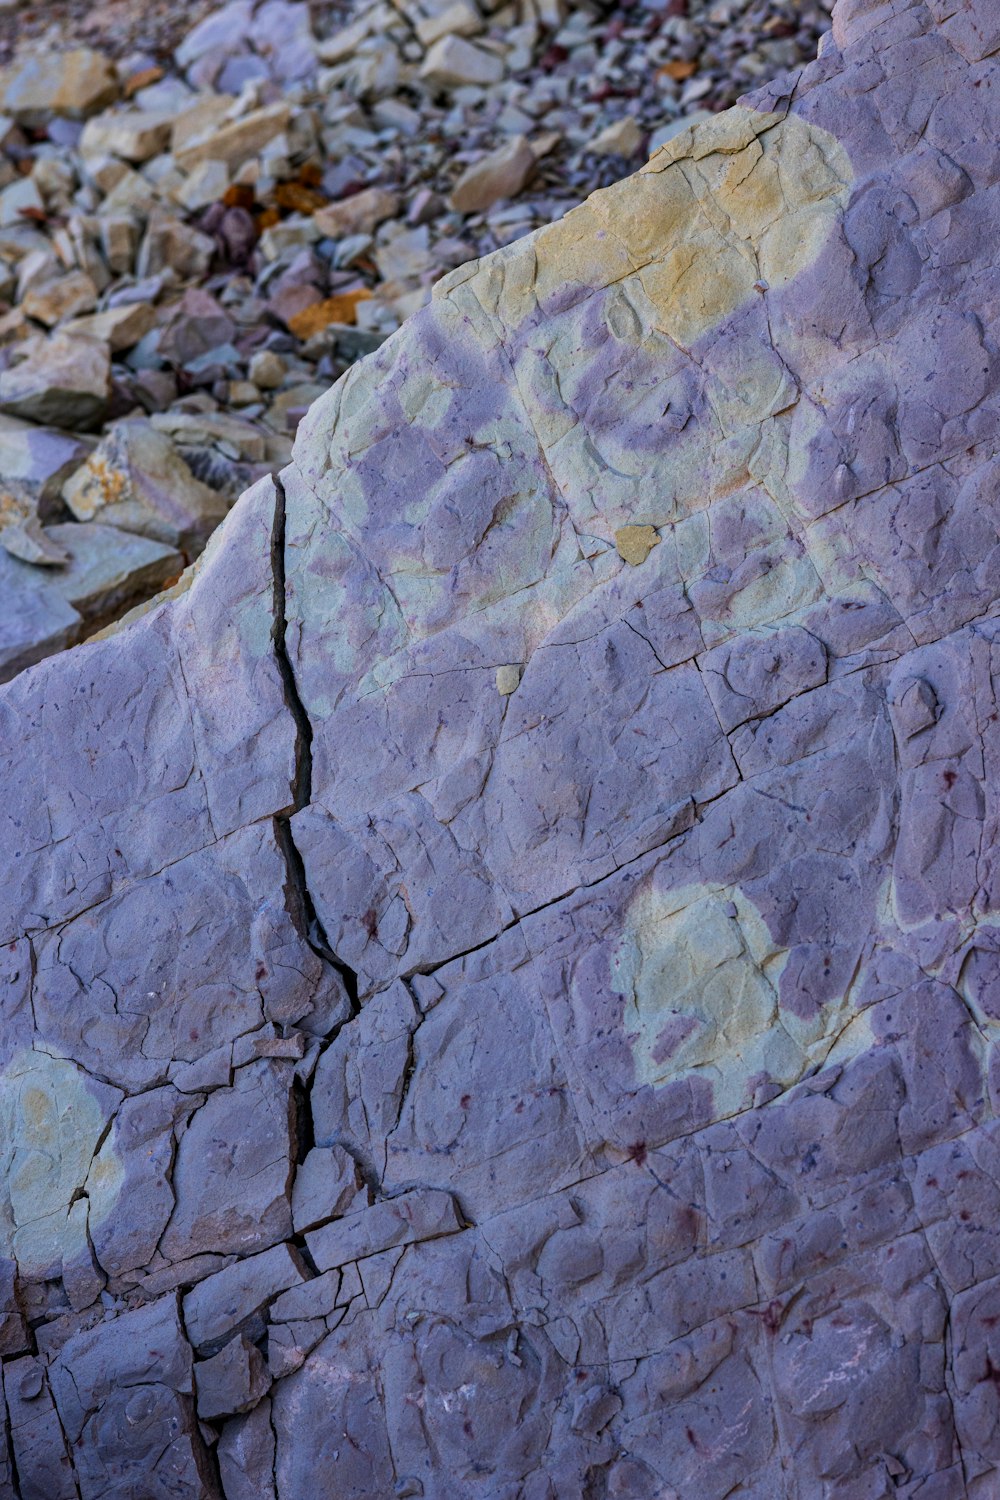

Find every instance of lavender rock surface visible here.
[2,1,1000,1494]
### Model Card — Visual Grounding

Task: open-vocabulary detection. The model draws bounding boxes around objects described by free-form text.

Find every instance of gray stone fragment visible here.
[0,556,80,681]
[183,1243,307,1350]
[0,333,110,428]
[161,1059,296,1263]
[305,1188,463,1272]
[270,1268,342,1323]
[291,1145,365,1233]
[0,413,90,506]
[217,1396,277,1500]
[196,1334,271,1420]
[43,521,183,624]
[62,418,228,555]
[0,517,70,566]
[3,1356,77,1500]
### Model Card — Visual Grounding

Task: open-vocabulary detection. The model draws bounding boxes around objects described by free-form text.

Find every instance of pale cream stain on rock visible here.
[448,106,852,340]
[293,106,857,720]
[611,881,858,1118]
[0,1050,123,1278]
[436,107,853,562]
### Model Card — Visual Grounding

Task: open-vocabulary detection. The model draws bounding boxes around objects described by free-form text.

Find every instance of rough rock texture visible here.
[3,1,1000,1495]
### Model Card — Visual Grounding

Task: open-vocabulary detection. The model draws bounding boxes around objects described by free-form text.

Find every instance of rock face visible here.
[2,2,1000,1495]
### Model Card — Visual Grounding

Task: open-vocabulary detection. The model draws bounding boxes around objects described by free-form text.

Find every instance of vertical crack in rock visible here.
[270,472,359,1015]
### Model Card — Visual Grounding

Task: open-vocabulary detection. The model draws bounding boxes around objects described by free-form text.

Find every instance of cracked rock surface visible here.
[3,0,1000,1494]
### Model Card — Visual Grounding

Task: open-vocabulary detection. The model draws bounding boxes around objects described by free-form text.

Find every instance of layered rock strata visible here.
[3,1,1000,1495]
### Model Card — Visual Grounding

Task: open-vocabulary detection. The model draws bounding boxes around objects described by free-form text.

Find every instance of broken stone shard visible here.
[62,417,228,555]
[4,2,1000,1496]
[0,333,110,430]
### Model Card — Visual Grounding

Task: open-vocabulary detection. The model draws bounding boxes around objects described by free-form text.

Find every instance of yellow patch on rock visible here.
[615,525,660,566]
[460,106,852,347]
[610,881,857,1119]
[0,1050,122,1277]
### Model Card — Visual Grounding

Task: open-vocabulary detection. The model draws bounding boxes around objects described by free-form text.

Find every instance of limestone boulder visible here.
[3,3,1000,1497]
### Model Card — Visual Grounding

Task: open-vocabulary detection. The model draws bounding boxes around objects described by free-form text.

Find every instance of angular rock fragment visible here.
[80,107,175,163]
[183,1244,307,1350]
[0,414,89,509]
[291,1145,365,1233]
[313,185,399,239]
[62,300,156,351]
[62,418,227,554]
[449,134,536,214]
[0,562,80,680]
[0,517,70,565]
[305,1188,463,1271]
[0,332,110,428]
[420,34,504,88]
[174,101,290,173]
[195,1335,270,1420]
[41,521,182,624]
[22,270,98,327]
[0,49,118,124]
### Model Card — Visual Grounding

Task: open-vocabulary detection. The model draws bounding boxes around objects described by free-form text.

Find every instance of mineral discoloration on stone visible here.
[3,2,1000,1494]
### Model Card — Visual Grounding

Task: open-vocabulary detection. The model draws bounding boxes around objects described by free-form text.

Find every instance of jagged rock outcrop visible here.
[2,1,1000,1494]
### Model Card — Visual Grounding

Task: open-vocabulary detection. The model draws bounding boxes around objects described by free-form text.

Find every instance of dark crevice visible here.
[291,1077,315,1166]
[270,471,360,1015]
[289,1235,322,1278]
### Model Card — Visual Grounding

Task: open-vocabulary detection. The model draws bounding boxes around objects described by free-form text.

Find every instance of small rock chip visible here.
[0,517,69,567]
[496,664,522,695]
[173,158,230,212]
[291,1146,364,1234]
[0,49,118,124]
[61,302,156,353]
[590,116,643,158]
[174,102,291,173]
[0,333,110,429]
[196,1336,271,1422]
[416,0,483,48]
[0,176,43,228]
[420,35,504,89]
[137,209,215,280]
[248,350,286,390]
[449,135,536,215]
[615,525,660,566]
[287,291,373,340]
[22,271,98,328]
[313,186,399,240]
[80,109,175,164]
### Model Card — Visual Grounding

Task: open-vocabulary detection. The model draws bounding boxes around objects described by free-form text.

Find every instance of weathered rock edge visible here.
[3,1,1000,1495]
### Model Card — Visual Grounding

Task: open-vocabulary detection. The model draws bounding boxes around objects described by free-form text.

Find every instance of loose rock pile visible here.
[0,0,832,680]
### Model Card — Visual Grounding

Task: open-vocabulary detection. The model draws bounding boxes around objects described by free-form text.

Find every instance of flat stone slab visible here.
[2,3,1000,1495]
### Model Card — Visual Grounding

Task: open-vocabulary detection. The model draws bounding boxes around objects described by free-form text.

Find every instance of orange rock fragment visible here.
[124,67,164,98]
[287,291,374,339]
[660,59,698,80]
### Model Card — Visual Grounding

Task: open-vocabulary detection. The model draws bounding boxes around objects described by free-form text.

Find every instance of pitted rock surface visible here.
[2,1,1000,1494]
